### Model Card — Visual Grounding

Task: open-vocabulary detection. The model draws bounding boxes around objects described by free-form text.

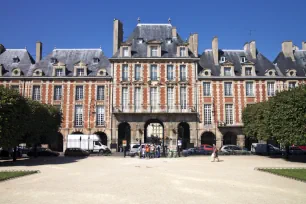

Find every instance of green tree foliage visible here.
[242,85,306,146]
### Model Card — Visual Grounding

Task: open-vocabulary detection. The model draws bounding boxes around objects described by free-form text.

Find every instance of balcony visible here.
[112,105,197,114]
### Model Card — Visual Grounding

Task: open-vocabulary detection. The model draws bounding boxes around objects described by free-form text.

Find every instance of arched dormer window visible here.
[201,69,211,76]
[12,68,21,76]
[97,68,107,76]
[286,69,296,77]
[265,69,276,77]
[33,69,43,76]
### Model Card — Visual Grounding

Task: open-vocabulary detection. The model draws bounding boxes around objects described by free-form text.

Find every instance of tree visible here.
[0,86,30,161]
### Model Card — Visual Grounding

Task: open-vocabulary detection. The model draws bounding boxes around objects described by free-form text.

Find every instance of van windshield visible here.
[132,145,140,148]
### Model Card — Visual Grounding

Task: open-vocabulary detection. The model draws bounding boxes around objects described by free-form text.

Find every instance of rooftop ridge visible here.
[137,23,172,26]
[53,49,102,51]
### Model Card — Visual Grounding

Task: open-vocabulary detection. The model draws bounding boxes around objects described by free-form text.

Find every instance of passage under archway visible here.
[71,131,83,135]
[95,132,108,146]
[118,122,131,151]
[178,122,190,149]
[223,132,237,145]
[144,119,164,144]
[201,132,216,146]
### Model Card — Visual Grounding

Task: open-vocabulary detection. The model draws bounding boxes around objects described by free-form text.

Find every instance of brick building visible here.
[1,19,306,152]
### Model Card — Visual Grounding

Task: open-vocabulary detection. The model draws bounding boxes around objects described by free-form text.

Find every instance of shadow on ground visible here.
[266,155,306,163]
[0,156,88,167]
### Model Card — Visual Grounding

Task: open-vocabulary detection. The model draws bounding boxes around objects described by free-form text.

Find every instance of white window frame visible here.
[150,65,158,81]
[204,104,212,125]
[245,81,254,97]
[225,104,234,125]
[180,87,187,110]
[224,82,232,96]
[240,56,246,63]
[288,81,296,89]
[220,56,226,63]
[122,87,129,112]
[134,87,141,112]
[224,67,232,76]
[180,47,186,57]
[167,65,174,80]
[180,65,187,81]
[97,86,105,100]
[267,81,275,97]
[76,68,85,76]
[167,87,175,111]
[245,67,252,76]
[32,85,41,101]
[54,85,62,100]
[75,105,83,127]
[55,68,63,77]
[150,87,158,111]
[203,82,211,96]
[123,47,129,57]
[75,86,84,100]
[122,64,129,81]
[135,64,141,81]
[96,106,105,126]
[151,46,158,57]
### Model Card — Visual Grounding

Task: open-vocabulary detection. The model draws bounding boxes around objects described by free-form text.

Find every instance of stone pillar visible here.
[237,135,245,148]
[216,130,223,148]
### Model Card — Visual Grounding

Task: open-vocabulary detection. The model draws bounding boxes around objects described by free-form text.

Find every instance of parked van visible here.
[67,134,110,154]
[251,143,281,155]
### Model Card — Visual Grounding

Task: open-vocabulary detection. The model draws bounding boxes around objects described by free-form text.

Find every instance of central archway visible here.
[178,122,190,149]
[94,132,108,146]
[144,119,164,145]
[223,132,237,145]
[118,122,131,151]
[201,132,216,146]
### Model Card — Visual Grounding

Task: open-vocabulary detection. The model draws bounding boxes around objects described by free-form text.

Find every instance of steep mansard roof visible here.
[32,49,111,77]
[198,49,277,77]
[0,49,35,76]
[112,23,196,58]
[274,50,306,77]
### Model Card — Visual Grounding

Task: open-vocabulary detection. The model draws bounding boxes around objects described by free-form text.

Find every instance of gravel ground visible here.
[0,155,306,204]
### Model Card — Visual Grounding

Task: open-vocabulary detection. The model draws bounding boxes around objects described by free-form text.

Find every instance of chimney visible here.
[188,33,198,57]
[113,19,123,55]
[36,41,42,62]
[172,27,177,38]
[282,41,295,61]
[302,41,306,50]
[243,42,249,52]
[212,36,218,65]
[249,41,256,59]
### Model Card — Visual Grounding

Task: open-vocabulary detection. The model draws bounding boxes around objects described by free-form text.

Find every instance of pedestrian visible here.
[212,144,220,162]
[157,145,161,158]
[150,145,154,158]
[146,145,150,159]
[142,146,145,158]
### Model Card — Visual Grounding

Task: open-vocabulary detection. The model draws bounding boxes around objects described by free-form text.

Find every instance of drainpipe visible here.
[110,63,114,150]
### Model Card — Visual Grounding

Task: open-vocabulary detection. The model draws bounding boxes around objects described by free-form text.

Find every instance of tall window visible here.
[97,86,105,100]
[204,104,212,125]
[267,82,275,96]
[150,87,158,110]
[246,82,254,96]
[54,85,62,100]
[123,47,129,57]
[224,67,231,76]
[122,64,128,81]
[75,86,84,100]
[167,65,174,80]
[203,82,211,96]
[151,65,158,80]
[55,68,63,76]
[75,105,83,127]
[96,106,105,126]
[225,104,233,125]
[135,64,141,80]
[11,85,19,92]
[134,88,141,111]
[151,46,158,57]
[180,65,187,81]
[288,82,296,89]
[167,87,174,110]
[180,47,186,57]
[32,86,40,101]
[245,67,252,76]
[224,82,232,96]
[122,88,129,111]
[76,68,85,76]
[180,87,187,110]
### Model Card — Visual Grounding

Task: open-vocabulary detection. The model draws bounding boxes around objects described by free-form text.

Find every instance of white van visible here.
[67,134,110,154]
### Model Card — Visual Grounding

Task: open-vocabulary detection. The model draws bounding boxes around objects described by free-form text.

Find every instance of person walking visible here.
[142,146,145,158]
[145,145,150,159]
[212,144,220,162]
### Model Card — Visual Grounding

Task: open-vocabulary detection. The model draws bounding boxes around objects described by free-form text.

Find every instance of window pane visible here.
[224,67,231,76]
[246,82,254,96]
[77,68,84,76]
[180,47,185,57]
[75,105,83,126]
[267,82,275,96]
[135,64,141,80]
[203,82,211,96]
[225,104,233,124]
[151,65,157,80]
[11,85,19,92]
[180,65,186,81]
[180,87,187,109]
[245,67,252,76]
[122,88,129,111]
[167,87,174,110]
[150,87,158,110]
[135,88,141,111]
[204,104,212,125]
[32,86,40,101]
[224,82,232,96]
[288,82,296,89]
[151,46,158,57]
[56,69,63,76]
[122,64,128,81]
[123,47,129,57]
[75,86,83,100]
[96,106,105,126]
[167,65,174,80]
[54,85,62,100]
[97,86,105,100]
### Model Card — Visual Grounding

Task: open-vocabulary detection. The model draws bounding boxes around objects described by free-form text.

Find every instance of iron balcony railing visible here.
[113,105,197,113]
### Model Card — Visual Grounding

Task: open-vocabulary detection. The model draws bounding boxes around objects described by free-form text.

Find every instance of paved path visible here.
[0,156,306,204]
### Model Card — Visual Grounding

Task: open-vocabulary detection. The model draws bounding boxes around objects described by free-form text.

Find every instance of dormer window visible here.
[97,68,107,76]
[51,58,57,64]
[123,47,129,57]
[265,69,276,77]
[55,68,63,76]
[240,56,246,63]
[33,69,43,76]
[166,38,172,44]
[224,67,232,76]
[76,68,85,76]
[12,68,21,76]
[13,56,20,63]
[151,46,158,57]
[245,67,252,76]
[220,56,226,63]
[180,47,186,57]
[137,38,144,44]
[93,58,100,64]
[286,69,296,77]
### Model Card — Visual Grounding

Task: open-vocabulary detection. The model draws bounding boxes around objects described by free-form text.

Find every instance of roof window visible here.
[240,56,246,63]
[13,56,20,63]
[220,56,226,63]
[51,58,57,64]
[93,58,100,64]
[137,38,144,44]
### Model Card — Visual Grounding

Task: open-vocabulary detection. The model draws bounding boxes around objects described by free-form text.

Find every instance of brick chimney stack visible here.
[113,19,123,55]
[212,36,218,65]
[36,41,42,62]
[282,41,295,61]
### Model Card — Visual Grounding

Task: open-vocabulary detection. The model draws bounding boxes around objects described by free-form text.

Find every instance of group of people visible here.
[140,144,161,159]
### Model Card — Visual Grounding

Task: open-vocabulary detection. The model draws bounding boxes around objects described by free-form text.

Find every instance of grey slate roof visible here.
[33,49,111,77]
[198,49,276,76]
[112,24,195,58]
[0,49,35,76]
[273,50,306,76]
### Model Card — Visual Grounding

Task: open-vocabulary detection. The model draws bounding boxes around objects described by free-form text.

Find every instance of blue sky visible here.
[1,0,305,61]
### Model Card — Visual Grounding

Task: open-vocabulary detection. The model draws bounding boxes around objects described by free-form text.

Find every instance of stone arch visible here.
[200,131,216,146]
[223,132,237,145]
[94,131,108,146]
[178,122,190,149]
[144,118,164,144]
[118,122,131,151]
[71,131,83,134]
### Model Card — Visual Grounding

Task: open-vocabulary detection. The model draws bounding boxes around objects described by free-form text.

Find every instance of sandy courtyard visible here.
[0,155,306,204]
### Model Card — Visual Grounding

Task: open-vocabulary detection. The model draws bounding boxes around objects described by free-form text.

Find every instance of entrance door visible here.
[118,123,131,151]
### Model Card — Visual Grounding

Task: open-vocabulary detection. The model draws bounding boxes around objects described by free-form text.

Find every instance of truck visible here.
[67,134,110,154]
